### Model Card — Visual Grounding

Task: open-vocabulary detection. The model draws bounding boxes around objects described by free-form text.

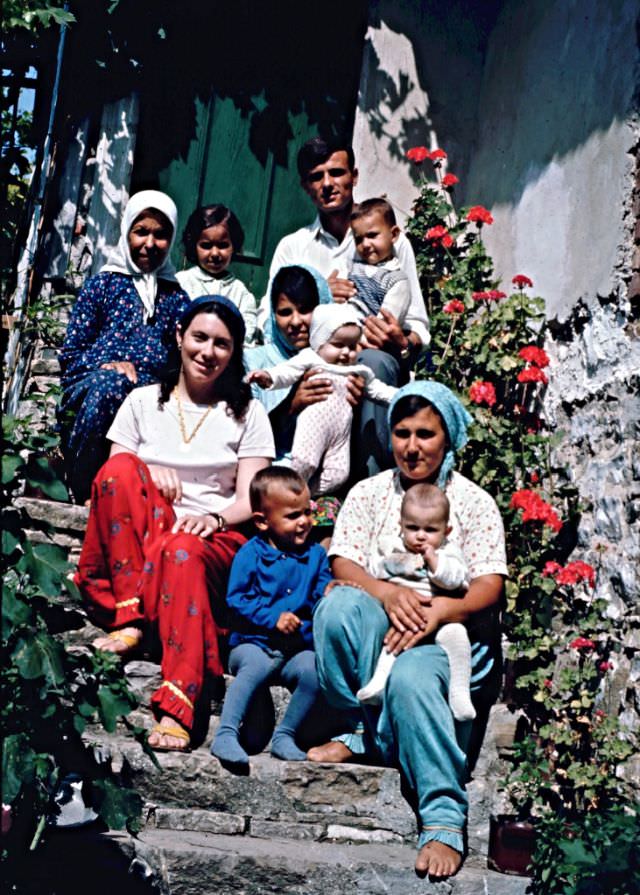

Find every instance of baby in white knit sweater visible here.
[247,304,396,494]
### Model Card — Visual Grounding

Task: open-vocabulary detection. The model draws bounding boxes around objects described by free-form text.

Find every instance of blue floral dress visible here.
[58,272,189,500]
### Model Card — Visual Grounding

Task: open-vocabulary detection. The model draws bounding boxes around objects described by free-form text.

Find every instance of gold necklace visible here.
[173,386,215,444]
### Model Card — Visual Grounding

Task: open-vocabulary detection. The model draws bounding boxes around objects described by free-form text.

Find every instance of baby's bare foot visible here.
[415,841,462,879]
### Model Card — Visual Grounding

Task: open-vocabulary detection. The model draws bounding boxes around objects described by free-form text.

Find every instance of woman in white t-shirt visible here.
[75,296,275,752]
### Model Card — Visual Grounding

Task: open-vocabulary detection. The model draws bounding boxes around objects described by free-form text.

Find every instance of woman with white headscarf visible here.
[59,190,190,501]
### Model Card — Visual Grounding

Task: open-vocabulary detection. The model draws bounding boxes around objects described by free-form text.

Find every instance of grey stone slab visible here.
[131,828,530,895]
[17,496,89,531]
[150,806,246,836]
[249,819,326,841]
[325,823,404,844]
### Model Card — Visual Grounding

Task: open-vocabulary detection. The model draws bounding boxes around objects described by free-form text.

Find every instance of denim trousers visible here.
[314,586,483,853]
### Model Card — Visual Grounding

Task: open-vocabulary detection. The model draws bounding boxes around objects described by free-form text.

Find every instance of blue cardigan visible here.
[226,536,332,650]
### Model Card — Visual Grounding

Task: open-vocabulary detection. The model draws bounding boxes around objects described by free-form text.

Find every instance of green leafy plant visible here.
[405,146,637,884]
[1,409,148,876]
[532,808,640,895]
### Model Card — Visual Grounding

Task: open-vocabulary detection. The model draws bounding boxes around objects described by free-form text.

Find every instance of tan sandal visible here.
[148,721,191,753]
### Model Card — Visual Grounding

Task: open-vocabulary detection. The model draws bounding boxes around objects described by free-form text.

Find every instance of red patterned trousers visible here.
[76,452,245,729]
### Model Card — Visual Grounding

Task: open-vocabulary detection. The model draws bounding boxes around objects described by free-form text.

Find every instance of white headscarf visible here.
[102,190,179,321]
[309,303,362,352]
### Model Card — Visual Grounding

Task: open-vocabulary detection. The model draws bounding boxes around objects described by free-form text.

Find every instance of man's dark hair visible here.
[270,265,320,312]
[249,466,307,512]
[297,136,355,180]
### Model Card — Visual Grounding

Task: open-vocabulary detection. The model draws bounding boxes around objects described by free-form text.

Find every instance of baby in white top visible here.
[358,482,475,722]
[346,197,411,327]
[247,304,397,494]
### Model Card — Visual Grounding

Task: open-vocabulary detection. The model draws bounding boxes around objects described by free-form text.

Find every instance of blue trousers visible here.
[351,348,401,482]
[314,587,480,853]
[220,643,319,749]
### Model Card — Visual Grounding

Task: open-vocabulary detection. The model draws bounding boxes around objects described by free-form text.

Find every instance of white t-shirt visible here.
[107,384,275,517]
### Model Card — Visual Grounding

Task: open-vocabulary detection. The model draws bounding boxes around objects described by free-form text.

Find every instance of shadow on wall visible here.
[357,0,636,207]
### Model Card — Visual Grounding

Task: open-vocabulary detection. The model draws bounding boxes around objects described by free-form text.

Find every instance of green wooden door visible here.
[133,2,367,301]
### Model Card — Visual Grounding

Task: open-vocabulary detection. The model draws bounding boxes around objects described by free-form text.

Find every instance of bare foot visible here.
[415,841,462,879]
[148,716,190,752]
[93,627,143,656]
[307,741,354,763]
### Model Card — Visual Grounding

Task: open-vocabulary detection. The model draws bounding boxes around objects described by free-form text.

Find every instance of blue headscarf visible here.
[245,264,332,414]
[180,293,246,344]
[388,380,473,488]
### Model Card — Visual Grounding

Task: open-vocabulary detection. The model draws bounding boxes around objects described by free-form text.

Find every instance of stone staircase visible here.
[85,660,527,895]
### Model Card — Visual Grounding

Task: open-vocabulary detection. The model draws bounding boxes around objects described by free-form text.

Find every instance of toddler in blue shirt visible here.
[211,467,332,771]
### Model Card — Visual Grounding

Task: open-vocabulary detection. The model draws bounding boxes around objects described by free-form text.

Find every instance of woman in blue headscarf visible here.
[309,380,508,880]
[245,264,333,460]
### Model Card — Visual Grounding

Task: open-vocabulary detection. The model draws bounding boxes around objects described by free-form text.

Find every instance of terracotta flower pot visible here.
[487,814,535,876]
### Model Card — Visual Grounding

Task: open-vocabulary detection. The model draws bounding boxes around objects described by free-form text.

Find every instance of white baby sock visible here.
[357,647,397,704]
[436,622,476,721]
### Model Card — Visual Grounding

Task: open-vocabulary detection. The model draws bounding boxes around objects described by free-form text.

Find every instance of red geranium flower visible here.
[512,274,534,289]
[510,489,562,532]
[530,471,539,483]
[542,561,562,577]
[519,346,550,368]
[517,367,549,384]
[543,679,553,689]
[406,146,430,164]
[430,148,448,161]
[472,291,490,301]
[425,225,448,240]
[570,636,596,651]
[443,300,465,314]
[469,380,497,407]
[466,205,494,225]
[555,561,596,588]
[442,173,459,188]
[488,290,507,300]
[598,661,613,672]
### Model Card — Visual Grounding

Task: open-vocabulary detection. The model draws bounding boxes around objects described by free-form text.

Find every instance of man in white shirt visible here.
[260,137,430,480]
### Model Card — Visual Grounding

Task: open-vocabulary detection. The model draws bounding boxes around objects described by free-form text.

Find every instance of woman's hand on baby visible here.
[289,368,333,413]
[382,584,431,635]
[384,600,449,654]
[246,369,273,388]
[327,269,356,302]
[148,464,182,503]
[276,611,301,634]
[171,514,219,538]
[100,360,138,383]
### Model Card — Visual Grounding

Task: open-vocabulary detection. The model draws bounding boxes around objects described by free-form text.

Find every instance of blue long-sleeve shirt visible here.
[226,536,332,651]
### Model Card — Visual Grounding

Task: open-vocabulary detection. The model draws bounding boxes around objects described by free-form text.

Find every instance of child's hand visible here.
[276,612,301,634]
[246,369,273,388]
[422,543,438,573]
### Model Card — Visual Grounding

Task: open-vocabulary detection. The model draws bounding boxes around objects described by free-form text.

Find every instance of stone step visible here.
[90,694,516,858]
[19,826,530,895]
[18,496,88,564]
